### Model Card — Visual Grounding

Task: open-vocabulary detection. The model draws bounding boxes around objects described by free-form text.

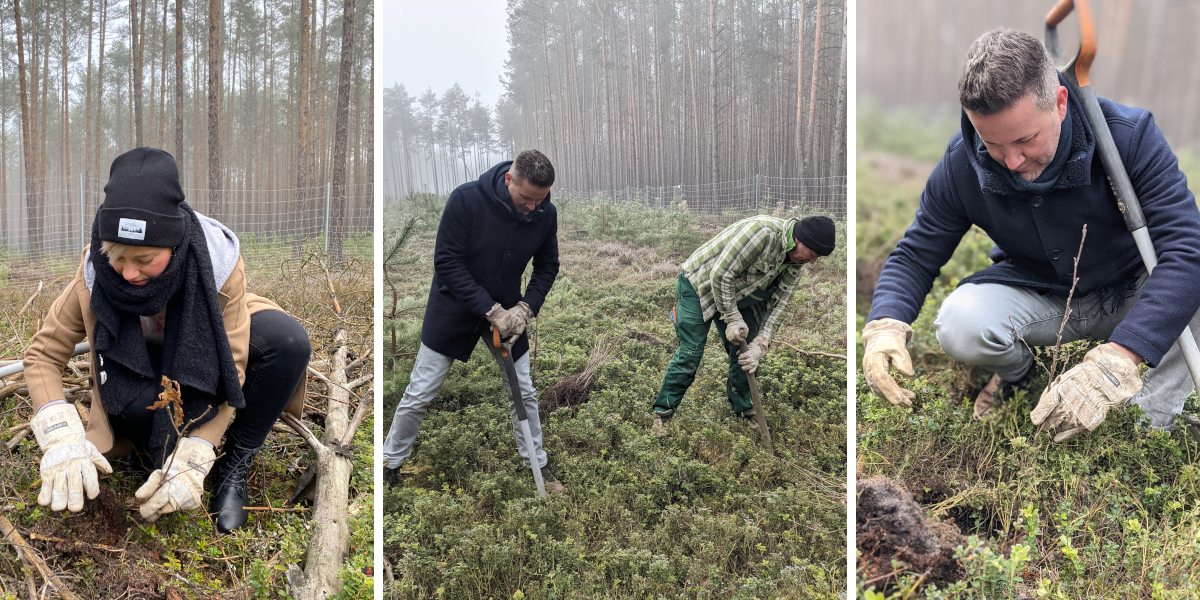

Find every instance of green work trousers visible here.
[653,273,765,416]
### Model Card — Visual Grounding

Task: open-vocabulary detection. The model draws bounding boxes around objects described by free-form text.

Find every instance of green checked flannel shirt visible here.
[681,215,802,341]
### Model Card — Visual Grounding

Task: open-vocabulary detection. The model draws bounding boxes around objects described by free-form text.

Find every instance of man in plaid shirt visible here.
[652,215,836,435]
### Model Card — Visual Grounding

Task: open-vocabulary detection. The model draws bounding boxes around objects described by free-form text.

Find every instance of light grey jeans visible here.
[382,342,547,469]
[934,272,1200,428]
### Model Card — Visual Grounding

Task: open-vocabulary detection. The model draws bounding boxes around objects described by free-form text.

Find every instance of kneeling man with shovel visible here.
[383,149,564,493]
[862,28,1200,440]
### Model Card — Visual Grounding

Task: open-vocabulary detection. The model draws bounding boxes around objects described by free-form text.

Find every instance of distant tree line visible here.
[0,0,373,256]
[383,0,846,198]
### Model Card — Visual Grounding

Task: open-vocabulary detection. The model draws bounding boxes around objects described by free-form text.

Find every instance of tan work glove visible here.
[1031,343,1142,442]
[724,312,750,345]
[486,302,533,344]
[738,335,770,373]
[135,437,215,521]
[861,318,916,407]
[31,402,113,512]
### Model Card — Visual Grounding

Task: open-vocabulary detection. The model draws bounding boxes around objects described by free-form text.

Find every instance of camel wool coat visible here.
[22,249,305,457]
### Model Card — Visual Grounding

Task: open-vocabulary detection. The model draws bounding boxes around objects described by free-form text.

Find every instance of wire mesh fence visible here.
[555,175,847,219]
[0,176,374,296]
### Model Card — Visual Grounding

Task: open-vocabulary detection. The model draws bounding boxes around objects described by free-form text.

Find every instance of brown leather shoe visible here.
[973,370,1034,420]
[973,374,1004,420]
[540,466,566,493]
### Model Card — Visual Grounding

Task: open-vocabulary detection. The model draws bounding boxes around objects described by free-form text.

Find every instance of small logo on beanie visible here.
[117,218,147,241]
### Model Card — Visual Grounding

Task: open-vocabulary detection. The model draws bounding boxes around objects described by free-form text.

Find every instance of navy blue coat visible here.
[420,162,560,362]
[868,76,1200,368]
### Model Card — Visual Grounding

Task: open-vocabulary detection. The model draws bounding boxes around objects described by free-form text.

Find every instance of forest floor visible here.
[382,198,848,599]
[0,239,374,600]
[855,109,1200,598]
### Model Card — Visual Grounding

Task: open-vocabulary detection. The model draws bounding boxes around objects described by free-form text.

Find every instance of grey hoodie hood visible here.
[84,211,240,292]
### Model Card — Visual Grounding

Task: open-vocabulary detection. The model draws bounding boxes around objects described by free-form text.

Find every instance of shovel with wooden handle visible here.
[1045,0,1200,395]
[739,341,773,453]
[490,327,546,498]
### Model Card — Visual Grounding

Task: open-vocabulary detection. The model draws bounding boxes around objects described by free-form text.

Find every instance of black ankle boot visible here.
[209,441,260,534]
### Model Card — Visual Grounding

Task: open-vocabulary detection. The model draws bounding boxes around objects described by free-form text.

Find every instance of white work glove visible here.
[1031,343,1142,442]
[486,302,533,343]
[738,335,770,373]
[31,403,113,512]
[724,312,750,345]
[861,318,916,408]
[135,437,215,521]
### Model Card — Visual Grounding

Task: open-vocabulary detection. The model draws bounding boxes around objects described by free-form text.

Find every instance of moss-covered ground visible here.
[384,197,848,599]
[856,108,1200,599]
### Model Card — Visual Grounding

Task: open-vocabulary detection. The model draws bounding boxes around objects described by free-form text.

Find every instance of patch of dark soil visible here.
[47,484,128,545]
[541,373,592,416]
[30,484,168,599]
[857,475,965,591]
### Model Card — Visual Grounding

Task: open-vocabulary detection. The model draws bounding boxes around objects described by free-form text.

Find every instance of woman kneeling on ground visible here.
[22,147,310,534]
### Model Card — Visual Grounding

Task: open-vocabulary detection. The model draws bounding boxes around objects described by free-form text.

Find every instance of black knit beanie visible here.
[96,148,186,248]
[794,216,836,256]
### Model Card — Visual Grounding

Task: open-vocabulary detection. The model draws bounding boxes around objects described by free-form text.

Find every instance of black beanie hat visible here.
[794,216,836,256]
[96,147,186,248]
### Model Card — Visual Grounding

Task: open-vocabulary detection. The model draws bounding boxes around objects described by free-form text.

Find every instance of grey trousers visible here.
[382,342,547,469]
[933,274,1200,429]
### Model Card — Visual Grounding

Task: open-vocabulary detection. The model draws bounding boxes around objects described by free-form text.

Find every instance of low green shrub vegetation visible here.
[857,110,1200,598]
[384,195,848,599]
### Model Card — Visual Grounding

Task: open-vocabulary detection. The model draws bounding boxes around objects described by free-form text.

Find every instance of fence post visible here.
[755,174,760,213]
[324,182,332,262]
[79,173,85,251]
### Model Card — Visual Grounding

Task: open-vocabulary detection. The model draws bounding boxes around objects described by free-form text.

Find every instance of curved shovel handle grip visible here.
[1046,0,1096,86]
[1045,0,1074,26]
[491,327,508,357]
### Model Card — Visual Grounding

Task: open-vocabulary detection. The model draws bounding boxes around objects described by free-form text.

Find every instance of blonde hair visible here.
[100,240,133,261]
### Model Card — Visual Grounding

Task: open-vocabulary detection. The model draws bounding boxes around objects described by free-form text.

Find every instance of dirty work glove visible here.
[724,312,750,345]
[508,301,535,344]
[486,302,526,343]
[31,402,113,512]
[738,335,770,373]
[1031,343,1142,442]
[135,437,215,521]
[861,318,916,407]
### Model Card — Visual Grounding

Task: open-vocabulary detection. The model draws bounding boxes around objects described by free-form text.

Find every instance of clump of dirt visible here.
[857,475,965,590]
[31,484,167,599]
[856,257,884,303]
[48,484,129,545]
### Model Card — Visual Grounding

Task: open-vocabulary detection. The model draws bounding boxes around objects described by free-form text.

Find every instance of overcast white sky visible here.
[378,0,511,107]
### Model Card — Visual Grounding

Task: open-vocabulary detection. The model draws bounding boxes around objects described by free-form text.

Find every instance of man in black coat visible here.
[383,150,564,490]
[861,29,1200,440]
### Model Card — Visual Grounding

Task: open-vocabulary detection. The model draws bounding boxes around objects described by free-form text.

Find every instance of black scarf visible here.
[973,99,1079,195]
[89,203,244,457]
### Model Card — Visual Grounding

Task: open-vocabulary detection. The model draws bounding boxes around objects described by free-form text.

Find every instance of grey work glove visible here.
[738,335,770,373]
[861,318,916,407]
[724,312,750,345]
[135,437,215,521]
[486,302,533,344]
[1031,343,1142,442]
[31,402,113,512]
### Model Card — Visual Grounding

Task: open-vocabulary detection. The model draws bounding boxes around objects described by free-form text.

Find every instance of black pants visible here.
[109,309,311,452]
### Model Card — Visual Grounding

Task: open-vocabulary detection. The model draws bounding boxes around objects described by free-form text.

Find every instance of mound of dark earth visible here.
[857,475,965,590]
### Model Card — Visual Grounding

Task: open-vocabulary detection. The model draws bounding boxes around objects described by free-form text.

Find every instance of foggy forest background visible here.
[383,0,848,199]
[0,0,374,259]
[859,0,1200,151]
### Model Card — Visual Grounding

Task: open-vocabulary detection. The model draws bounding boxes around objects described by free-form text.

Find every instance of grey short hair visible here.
[512,149,555,188]
[959,28,1059,115]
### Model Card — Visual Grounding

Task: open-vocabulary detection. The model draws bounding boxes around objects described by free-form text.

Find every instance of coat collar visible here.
[960,72,1095,196]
